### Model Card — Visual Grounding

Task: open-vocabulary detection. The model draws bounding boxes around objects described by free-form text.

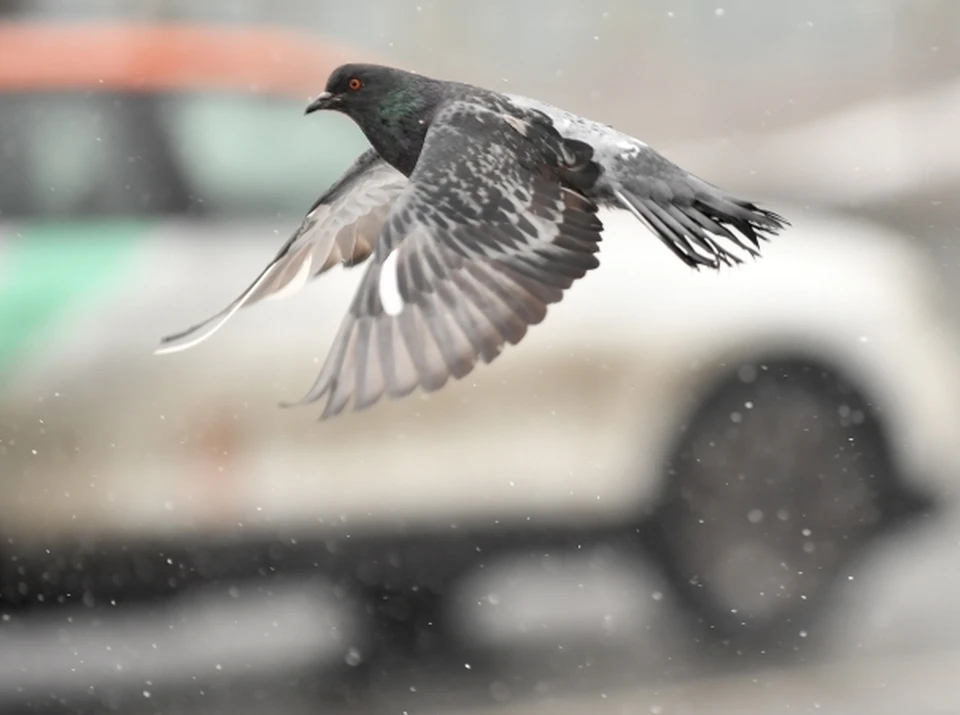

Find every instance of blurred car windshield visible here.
[0,89,368,219]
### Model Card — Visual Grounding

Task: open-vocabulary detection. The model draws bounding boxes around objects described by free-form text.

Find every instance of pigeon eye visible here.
[348,78,363,91]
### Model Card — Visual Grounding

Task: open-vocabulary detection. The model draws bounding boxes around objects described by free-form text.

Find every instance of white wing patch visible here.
[379,247,404,317]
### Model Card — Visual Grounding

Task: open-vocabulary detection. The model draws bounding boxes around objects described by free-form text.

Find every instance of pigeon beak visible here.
[304,91,338,115]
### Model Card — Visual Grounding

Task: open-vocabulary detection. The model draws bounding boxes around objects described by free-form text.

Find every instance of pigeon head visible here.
[306,64,392,115]
[305,63,450,175]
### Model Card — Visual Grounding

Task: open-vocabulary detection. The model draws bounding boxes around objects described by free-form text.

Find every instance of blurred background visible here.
[1,1,959,713]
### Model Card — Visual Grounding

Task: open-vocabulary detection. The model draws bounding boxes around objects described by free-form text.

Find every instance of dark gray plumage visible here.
[157,63,789,420]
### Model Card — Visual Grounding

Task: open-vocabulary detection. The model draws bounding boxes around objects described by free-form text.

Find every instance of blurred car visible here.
[1,19,958,650]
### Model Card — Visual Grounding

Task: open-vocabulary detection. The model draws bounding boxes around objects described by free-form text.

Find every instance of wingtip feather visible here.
[154,310,237,356]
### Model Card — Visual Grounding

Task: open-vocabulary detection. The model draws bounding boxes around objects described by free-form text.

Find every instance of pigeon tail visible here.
[612,177,789,270]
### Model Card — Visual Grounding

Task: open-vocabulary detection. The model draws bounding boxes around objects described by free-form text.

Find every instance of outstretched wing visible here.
[288,100,605,420]
[155,149,407,355]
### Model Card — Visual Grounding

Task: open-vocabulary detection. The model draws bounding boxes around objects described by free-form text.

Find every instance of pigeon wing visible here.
[155,149,407,355]
[287,100,605,421]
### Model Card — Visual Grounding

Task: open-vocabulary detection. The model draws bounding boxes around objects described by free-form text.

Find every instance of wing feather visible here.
[156,149,407,355]
[288,100,606,420]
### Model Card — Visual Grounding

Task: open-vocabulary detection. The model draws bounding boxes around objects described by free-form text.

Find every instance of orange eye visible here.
[348,78,363,91]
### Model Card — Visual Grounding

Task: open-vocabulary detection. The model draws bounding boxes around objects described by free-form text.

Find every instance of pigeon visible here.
[156,63,789,421]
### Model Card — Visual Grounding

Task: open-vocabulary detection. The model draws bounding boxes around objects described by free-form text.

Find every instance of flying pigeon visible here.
[156,63,789,420]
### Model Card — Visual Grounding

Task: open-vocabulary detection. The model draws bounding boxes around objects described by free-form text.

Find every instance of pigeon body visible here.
[157,63,789,420]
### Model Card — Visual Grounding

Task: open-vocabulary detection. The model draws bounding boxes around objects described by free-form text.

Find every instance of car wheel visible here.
[638,353,934,653]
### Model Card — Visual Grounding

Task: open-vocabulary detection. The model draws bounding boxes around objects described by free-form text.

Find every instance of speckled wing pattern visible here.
[287,100,605,420]
[155,149,407,355]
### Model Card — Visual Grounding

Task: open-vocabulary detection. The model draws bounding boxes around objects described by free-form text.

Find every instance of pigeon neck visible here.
[361,119,430,177]
[353,82,446,177]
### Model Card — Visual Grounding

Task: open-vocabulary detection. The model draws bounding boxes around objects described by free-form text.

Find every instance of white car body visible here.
[1,206,957,542]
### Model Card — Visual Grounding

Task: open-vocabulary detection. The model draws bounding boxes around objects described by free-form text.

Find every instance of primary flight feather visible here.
[156,63,789,421]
